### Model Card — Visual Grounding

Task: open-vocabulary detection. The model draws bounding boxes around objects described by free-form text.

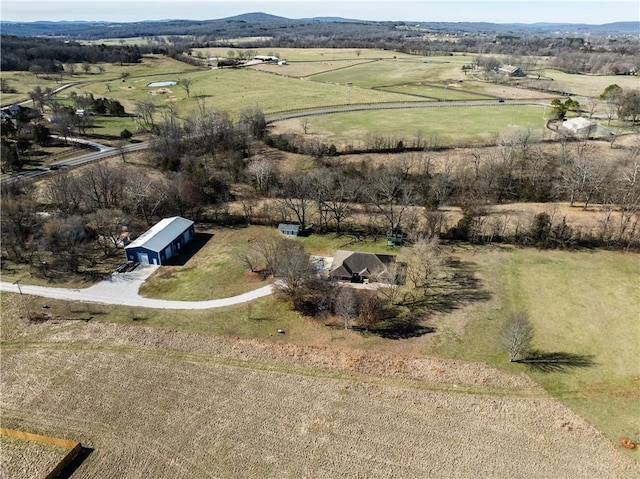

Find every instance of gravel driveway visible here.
[0,265,273,309]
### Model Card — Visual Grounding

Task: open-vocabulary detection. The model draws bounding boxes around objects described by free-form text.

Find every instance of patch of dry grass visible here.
[0,435,69,479]
[1,320,638,478]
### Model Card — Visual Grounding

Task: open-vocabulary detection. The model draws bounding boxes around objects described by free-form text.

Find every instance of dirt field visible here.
[0,435,69,479]
[2,319,638,478]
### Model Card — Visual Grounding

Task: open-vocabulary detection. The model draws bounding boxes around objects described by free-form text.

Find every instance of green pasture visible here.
[537,69,640,97]
[303,105,548,146]
[68,67,426,120]
[1,55,202,107]
[252,59,379,79]
[378,83,494,101]
[430,247,640,452]
[308,57,468,89]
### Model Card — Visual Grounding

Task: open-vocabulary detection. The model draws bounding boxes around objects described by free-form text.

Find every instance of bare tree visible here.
[87,208,126,255]
[275,175,315,228]
[271,239,316,306]
[178,78,192,98]
[300,118,310,135]
[247,156,276,193]
[368,168,413,232]
[501,312,534,362]
[357,291,384,331]
[402,237,445,296]
[44,169,82,215]
[334,286,356,329]
[135,98,156,127]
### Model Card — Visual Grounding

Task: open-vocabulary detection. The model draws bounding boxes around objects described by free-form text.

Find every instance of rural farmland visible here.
[1,9,639,479]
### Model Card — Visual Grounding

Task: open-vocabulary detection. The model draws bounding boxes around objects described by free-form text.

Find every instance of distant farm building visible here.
[498,64,524,77]
[330,250,403,284]
[124,216,195,265]
[254,55,279,63]
[278,223,300,237]
[562,117,612,137]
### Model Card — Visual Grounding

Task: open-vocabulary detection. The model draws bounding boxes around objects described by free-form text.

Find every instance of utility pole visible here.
[14,280,31,321]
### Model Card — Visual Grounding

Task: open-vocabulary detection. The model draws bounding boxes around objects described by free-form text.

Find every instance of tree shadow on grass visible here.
[372,321,435,339]
[517,350,596,372]
[399,258,492,314]
[164,232,214,266]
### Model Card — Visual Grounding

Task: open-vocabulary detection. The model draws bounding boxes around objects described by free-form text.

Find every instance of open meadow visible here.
[276,104,549,146]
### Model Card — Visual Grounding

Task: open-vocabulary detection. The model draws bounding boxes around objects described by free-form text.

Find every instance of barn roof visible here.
[563,117,612,136]
[278,223,300,233]
[125,217,193,253]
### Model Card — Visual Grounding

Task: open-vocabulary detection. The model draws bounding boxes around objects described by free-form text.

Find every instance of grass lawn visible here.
[138,227,274,301]
[301,105,548,146]
[427,246,640,453]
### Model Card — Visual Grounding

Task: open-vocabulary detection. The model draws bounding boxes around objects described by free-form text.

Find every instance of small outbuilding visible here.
[278,223,300,237]
[124,216,195,265]
[562,117,612,137]
[498,65,524,77]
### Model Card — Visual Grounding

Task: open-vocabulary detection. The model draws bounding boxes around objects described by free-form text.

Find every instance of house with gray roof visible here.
[124,216,195,265]
[329,250,400,284]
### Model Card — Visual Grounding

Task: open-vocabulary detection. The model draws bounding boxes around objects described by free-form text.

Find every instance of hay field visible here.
[539,69,640,98]
[1,319,638,479]
[277,105,548,146]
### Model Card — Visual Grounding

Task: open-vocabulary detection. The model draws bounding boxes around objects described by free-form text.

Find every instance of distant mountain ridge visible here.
[1,12,637,38]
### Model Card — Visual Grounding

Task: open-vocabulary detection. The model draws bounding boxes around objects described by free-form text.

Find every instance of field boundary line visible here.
[2,341,549,400]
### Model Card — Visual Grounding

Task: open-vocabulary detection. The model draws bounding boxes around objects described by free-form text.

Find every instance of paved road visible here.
[0,265,273,310]
[2,99,549,186]
[0,139,148,186]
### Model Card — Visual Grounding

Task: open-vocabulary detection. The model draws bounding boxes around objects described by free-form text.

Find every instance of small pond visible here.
[147,81,177,87]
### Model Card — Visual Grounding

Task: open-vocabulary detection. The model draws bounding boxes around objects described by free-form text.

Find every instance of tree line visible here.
[1,35,142,72]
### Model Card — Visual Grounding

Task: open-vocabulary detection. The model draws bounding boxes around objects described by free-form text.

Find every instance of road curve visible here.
[0,265,273,310]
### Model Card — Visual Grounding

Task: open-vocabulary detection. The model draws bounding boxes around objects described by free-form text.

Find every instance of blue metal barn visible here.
[124,217,195,265]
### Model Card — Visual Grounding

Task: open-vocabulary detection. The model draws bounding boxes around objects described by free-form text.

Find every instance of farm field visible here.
[2,241,639,468]
[193,47,419,62]
[0,55,201,106]
[276,105,549,146]
[67,66,426,121]
[536,69,640,98]
[308,57,469,89]
[0,435,69,478]
[1,314,639,478]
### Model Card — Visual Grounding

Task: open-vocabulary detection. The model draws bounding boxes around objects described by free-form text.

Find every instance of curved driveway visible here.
[0,265,273,310]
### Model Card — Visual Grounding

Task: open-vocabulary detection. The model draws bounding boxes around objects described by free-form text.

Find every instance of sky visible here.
[1,0,638,24]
